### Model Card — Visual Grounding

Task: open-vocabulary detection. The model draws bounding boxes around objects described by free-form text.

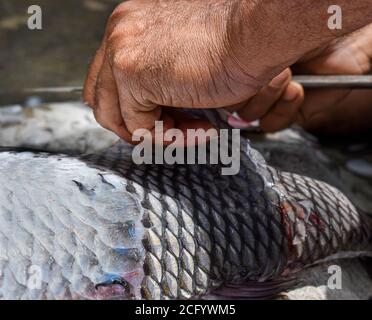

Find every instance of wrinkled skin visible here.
[84,0,372,142]
[84,0,265,143]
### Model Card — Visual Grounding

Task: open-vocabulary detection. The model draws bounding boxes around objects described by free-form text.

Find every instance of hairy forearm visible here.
[231,0,372,79]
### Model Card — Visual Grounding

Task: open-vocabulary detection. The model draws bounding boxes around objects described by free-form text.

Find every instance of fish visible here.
[0,110,371,300]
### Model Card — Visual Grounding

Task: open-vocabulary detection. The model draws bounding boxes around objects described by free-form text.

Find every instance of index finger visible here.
[83,42,106,108]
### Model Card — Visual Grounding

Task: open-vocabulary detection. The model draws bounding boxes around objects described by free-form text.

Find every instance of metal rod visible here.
[24,86,83,94]
[20,75,372,94]
[292,75,372,89]
[1,75,371,107]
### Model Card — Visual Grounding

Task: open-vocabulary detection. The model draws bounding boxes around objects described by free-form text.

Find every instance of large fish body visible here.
[0,114,371,300]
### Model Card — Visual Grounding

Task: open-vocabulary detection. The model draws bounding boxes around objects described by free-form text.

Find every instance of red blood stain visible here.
[308,211,326,230]
[279,202,294,252]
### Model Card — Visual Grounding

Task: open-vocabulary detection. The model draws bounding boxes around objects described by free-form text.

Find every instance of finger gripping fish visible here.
[0,111,371,300]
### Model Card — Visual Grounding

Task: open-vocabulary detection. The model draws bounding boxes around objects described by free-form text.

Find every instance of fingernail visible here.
[283,84,299,101]
[227,113,252,129]
[269,70,290,88]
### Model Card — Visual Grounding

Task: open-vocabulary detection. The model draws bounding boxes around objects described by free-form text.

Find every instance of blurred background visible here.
[0,0,121,104]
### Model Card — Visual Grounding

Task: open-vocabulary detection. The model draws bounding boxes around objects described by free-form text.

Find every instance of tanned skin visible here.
[84,0,372,142]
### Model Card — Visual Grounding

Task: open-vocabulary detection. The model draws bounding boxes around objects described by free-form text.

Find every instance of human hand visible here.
[225,68,304,132]
[83,0,267,143]
[84,0,372,143]
[293,24,372,135]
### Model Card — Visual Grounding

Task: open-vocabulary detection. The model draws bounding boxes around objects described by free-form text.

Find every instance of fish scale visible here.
[267,168,372,267]
[0,110,371,299]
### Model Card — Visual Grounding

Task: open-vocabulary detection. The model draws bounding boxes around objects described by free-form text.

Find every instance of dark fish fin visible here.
[205,277,300,300]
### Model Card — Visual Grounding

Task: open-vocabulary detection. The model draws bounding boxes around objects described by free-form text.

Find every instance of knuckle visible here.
[265,85,286,97]
[105,2,149,68]
[106,2,145,43]
[266,85,283,96]
[108,2,133,25]
[106,30,144,76]
[112,47,137,70]
[106,5,128,38]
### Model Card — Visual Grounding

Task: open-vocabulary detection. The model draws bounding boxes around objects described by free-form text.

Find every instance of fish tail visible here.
[268,167,372,267]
